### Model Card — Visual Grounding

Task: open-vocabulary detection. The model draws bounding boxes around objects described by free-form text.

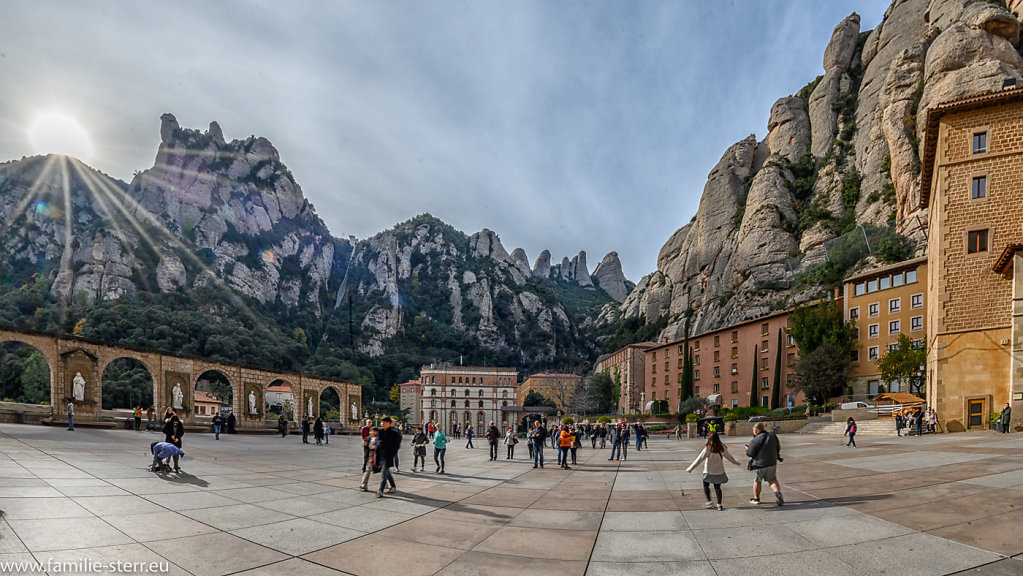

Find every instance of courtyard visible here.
[1,423,1022,576]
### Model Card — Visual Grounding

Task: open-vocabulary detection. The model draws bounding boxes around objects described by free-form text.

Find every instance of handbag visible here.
[746,459,756,471]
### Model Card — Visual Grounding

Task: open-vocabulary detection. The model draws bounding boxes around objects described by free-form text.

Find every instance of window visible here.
[968,229,989,254]
[761,340,769,352]
[868,279,878,293]
[652,364,657,374]
[892,273,904,288]
[458,377,463,384]
[451,400,456,407]
[762,396,769,408]
[731,330,739,342]
[850,307,859,320]
[694,355,700,365]
[760,358,769,370]
[854,328,860,339]
[694,340,700,351]
[664,361,668,371]
[713,367,720,377]
[889,298,901,313]
[714,335,720,347]
[786,353,795,365]
[479,390,484,397]
[731,363,738,375]
[731,381,738,393]
[676,373,683,384]
[651,391,655,400]
[911,316,922,331]
[912,339,923,349]
[431,400,436,407]
[502,390,508,398]
[787,335,795,347]
[695,386,700,395]
[678,345,684,355]
[880,276,891,290]
[713,383,719,393]
[476,400,482,408]
[664,349,670,357]
[713,350,720,362]
[465,390,470,397]
[972,176,986,199]
[664,389,669,400]
[854,282,866,296]
[464,400,469,408]
[906,270,917,283]
[431,389,437,396]
[889,320,900,334]
[760,323,768,336]
[761,378,769,389]
[868,346,879,360]
[868,324,879,338]
[677,359,684,369]
[973,131,987,154]
[451,377,456,384]
[868,380,880,396]
[911,294,923,309]
[850,349,859,362]
[868,303,879,317]
[731,346,738,358]
[731,399,739,408]
[889,343,900,352]
[694,370,700,380]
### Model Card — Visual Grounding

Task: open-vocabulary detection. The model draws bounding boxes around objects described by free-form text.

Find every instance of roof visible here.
[920,86,1023,209]
[193,392,224,404]
[266,385,293,393]
[399,380,421,387]
[874,392,925,405]
[844,256,927,285]
[993,244,1023,274]
[524,373,581,380]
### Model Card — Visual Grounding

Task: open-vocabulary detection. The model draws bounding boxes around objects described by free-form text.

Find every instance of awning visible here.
[644,401,655,410]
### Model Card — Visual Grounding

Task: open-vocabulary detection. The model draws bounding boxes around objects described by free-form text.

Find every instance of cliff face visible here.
[621,0,1023,339]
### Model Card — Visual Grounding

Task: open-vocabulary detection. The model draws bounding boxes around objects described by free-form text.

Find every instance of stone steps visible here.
[798,419,898,436]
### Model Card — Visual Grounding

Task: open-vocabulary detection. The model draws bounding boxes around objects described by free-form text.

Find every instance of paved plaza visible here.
[2,424,1023,575]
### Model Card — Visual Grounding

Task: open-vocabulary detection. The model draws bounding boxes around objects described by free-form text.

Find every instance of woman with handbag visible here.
[504,426,517,459]
[686,432,740,511]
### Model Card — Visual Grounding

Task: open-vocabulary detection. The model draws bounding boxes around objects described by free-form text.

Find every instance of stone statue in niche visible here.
[248,391,258,415]
[72,372,86,402]
[351,402,358,421]
[171,383,184,410]
[308,396,313,417]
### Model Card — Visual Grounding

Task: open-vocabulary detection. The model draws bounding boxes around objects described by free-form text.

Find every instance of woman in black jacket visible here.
[162,415,185,473]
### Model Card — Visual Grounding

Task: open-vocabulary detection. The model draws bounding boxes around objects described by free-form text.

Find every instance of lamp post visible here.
[640,391,645,415]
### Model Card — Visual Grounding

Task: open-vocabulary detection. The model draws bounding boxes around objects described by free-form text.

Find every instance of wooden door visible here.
[968,399,985,430]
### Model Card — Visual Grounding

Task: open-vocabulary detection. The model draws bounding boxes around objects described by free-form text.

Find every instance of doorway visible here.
[968,398,986,430]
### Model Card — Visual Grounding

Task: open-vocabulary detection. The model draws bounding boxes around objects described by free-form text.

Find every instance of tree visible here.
[792,342,850,405]
[523,390,556,410]
[678,396,708,416]
[877,334,927,396]
[678,315,693,410]
[749,346,758,408]
[388,383,401,404]
[771,328,782,410]
[585,373,615,414]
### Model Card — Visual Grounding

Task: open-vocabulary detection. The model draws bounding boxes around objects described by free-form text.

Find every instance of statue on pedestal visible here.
[307,396,313,417]
[248,391,257,415]
[171,383,184,410]
[72,372,86,402]
[351,402,358,421]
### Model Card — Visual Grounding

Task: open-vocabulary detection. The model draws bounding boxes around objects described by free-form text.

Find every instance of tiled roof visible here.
[266,385,293,393]
[843,256,927,284]
[993,244,1023,274]
[193,392,224,404]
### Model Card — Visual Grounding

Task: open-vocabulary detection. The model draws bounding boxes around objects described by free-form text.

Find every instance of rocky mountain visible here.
[619,0,1023,340]
[0,115,633,378]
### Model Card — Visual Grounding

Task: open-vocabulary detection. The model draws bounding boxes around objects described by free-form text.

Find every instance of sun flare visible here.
[28,112,94,163]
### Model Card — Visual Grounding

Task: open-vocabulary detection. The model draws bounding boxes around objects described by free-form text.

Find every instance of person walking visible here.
[212,411,224,440]
[433,426,448,473]
[301,417,310,444]
[530,420,547,469]
[621,423,630,460]
[465,426,475,449]
[686,432,740,510]
[1000,403,1012,433]
[599,424,607,449]
[376,417,401,497]
[746,421,784,506]
[570,426,581,465]
[895,412,905,437]
[608,424,622,460]
[926,408,937,434]
[844,417,857,447]
[359,427,379,490]
[914,408,924,437]
[360,419,373,471]
[162,414,185,473]
[591,425,598,449]
[146,406,155,431]
[324,423,331,444]
[558,426,573,469]
[133,406,142,431]
[411,426,428,472]
[66,400,74,431]
[314,416,324,446]
[278,414,288,438]
[486,422,501,461]
[504,426,517,459]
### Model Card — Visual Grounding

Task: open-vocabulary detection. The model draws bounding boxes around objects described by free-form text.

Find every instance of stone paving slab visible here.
[4,423,1023,575]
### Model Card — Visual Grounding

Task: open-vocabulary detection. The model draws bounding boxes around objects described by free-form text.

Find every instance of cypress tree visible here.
[749,346,759,408]
[771,328,783,410]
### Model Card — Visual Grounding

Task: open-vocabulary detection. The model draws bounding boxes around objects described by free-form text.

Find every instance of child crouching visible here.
[150,441,185,473]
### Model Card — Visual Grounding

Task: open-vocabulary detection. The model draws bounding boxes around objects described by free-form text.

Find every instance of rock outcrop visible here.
[592,252,630,302]
[532,250,551,279]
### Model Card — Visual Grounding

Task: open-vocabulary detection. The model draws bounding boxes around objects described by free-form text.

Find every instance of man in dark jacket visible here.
[486,422,501,461]
[1000,403,1012,433]
[530,420,547,469]
[211,412,224,440]
[376,416,402,497]
[162,415,185,473]
[745,422,784,506]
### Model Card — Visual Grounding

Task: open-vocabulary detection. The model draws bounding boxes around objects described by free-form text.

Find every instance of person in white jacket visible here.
[685,432,740,511]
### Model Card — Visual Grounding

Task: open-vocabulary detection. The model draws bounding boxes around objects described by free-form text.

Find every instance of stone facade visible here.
[418,365,518,434]
[0,326,362,430]
[398,380,422,424]
[594,342,655,414]
[517,373,582,412]
[844,257,928,397]
[922,88,1023,432]
[645,311,803,412]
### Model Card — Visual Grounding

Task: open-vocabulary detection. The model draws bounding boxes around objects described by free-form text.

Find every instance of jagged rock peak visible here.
[823,13,861,71]
[532,250,551,278]
[510,248,531,277]
[160,113,179,143]
[208,121,225,146]
[592,252,630,303]
[571,251,593,287]
[470,229,510,262]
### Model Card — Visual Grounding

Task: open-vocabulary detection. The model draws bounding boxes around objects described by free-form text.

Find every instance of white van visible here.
[840,401,873,410]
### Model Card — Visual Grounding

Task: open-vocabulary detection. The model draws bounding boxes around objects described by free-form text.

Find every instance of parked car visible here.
[840,401,874,410]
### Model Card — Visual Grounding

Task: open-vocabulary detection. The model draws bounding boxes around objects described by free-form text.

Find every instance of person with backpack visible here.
[570,425,581,465]
[686,432,740,510]
[745,421,784,506]
[844,417,857,447]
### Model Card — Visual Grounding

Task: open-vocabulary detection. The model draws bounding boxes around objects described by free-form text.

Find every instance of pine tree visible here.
[678,316,693,411]
[771,328,782,410]
[749,346,759,408]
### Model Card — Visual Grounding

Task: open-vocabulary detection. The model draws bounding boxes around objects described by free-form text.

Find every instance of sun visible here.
[28,112,94,163]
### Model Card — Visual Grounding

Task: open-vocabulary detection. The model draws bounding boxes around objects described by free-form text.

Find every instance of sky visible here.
[0,1,890,282]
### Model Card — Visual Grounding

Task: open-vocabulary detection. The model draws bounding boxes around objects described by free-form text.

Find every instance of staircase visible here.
[797,418,898,436]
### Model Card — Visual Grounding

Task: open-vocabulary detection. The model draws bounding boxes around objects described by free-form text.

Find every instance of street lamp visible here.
[640,391,645,415]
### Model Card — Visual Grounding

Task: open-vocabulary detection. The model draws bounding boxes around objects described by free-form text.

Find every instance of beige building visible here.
[844,257,928,397]
[418,365,518,434]
[193,391,224,417]
[595,342,655,414]
[921,87,1023,432]
[398,380,421,424]
[517,373,582,412]
[645,311,803,412]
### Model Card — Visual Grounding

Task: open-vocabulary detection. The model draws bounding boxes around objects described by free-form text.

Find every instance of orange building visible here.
[418,365,518,434]
[645,311,803,411]
[517,373,582,412]
[595,342,656,414]
[843,257,928,397]
[921,87,1023,431]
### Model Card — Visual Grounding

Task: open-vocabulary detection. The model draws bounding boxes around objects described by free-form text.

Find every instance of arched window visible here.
[464,400,469,408]
[478,390,484,397]
[450,400,456,408]
[464,390,470,397]
[431,400,436,407]
[502,400,508,407]
[477,411,486,434]
[430,410,437,422]
[431,388,437,396]
[478,400,484,408]
[472,377,476,384]
[458,377,463,384]
[501,390,508,398]
[450,412,457,423]
[450,389,456,396]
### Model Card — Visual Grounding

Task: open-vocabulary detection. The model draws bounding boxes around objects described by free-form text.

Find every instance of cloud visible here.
[0,1,890,281]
